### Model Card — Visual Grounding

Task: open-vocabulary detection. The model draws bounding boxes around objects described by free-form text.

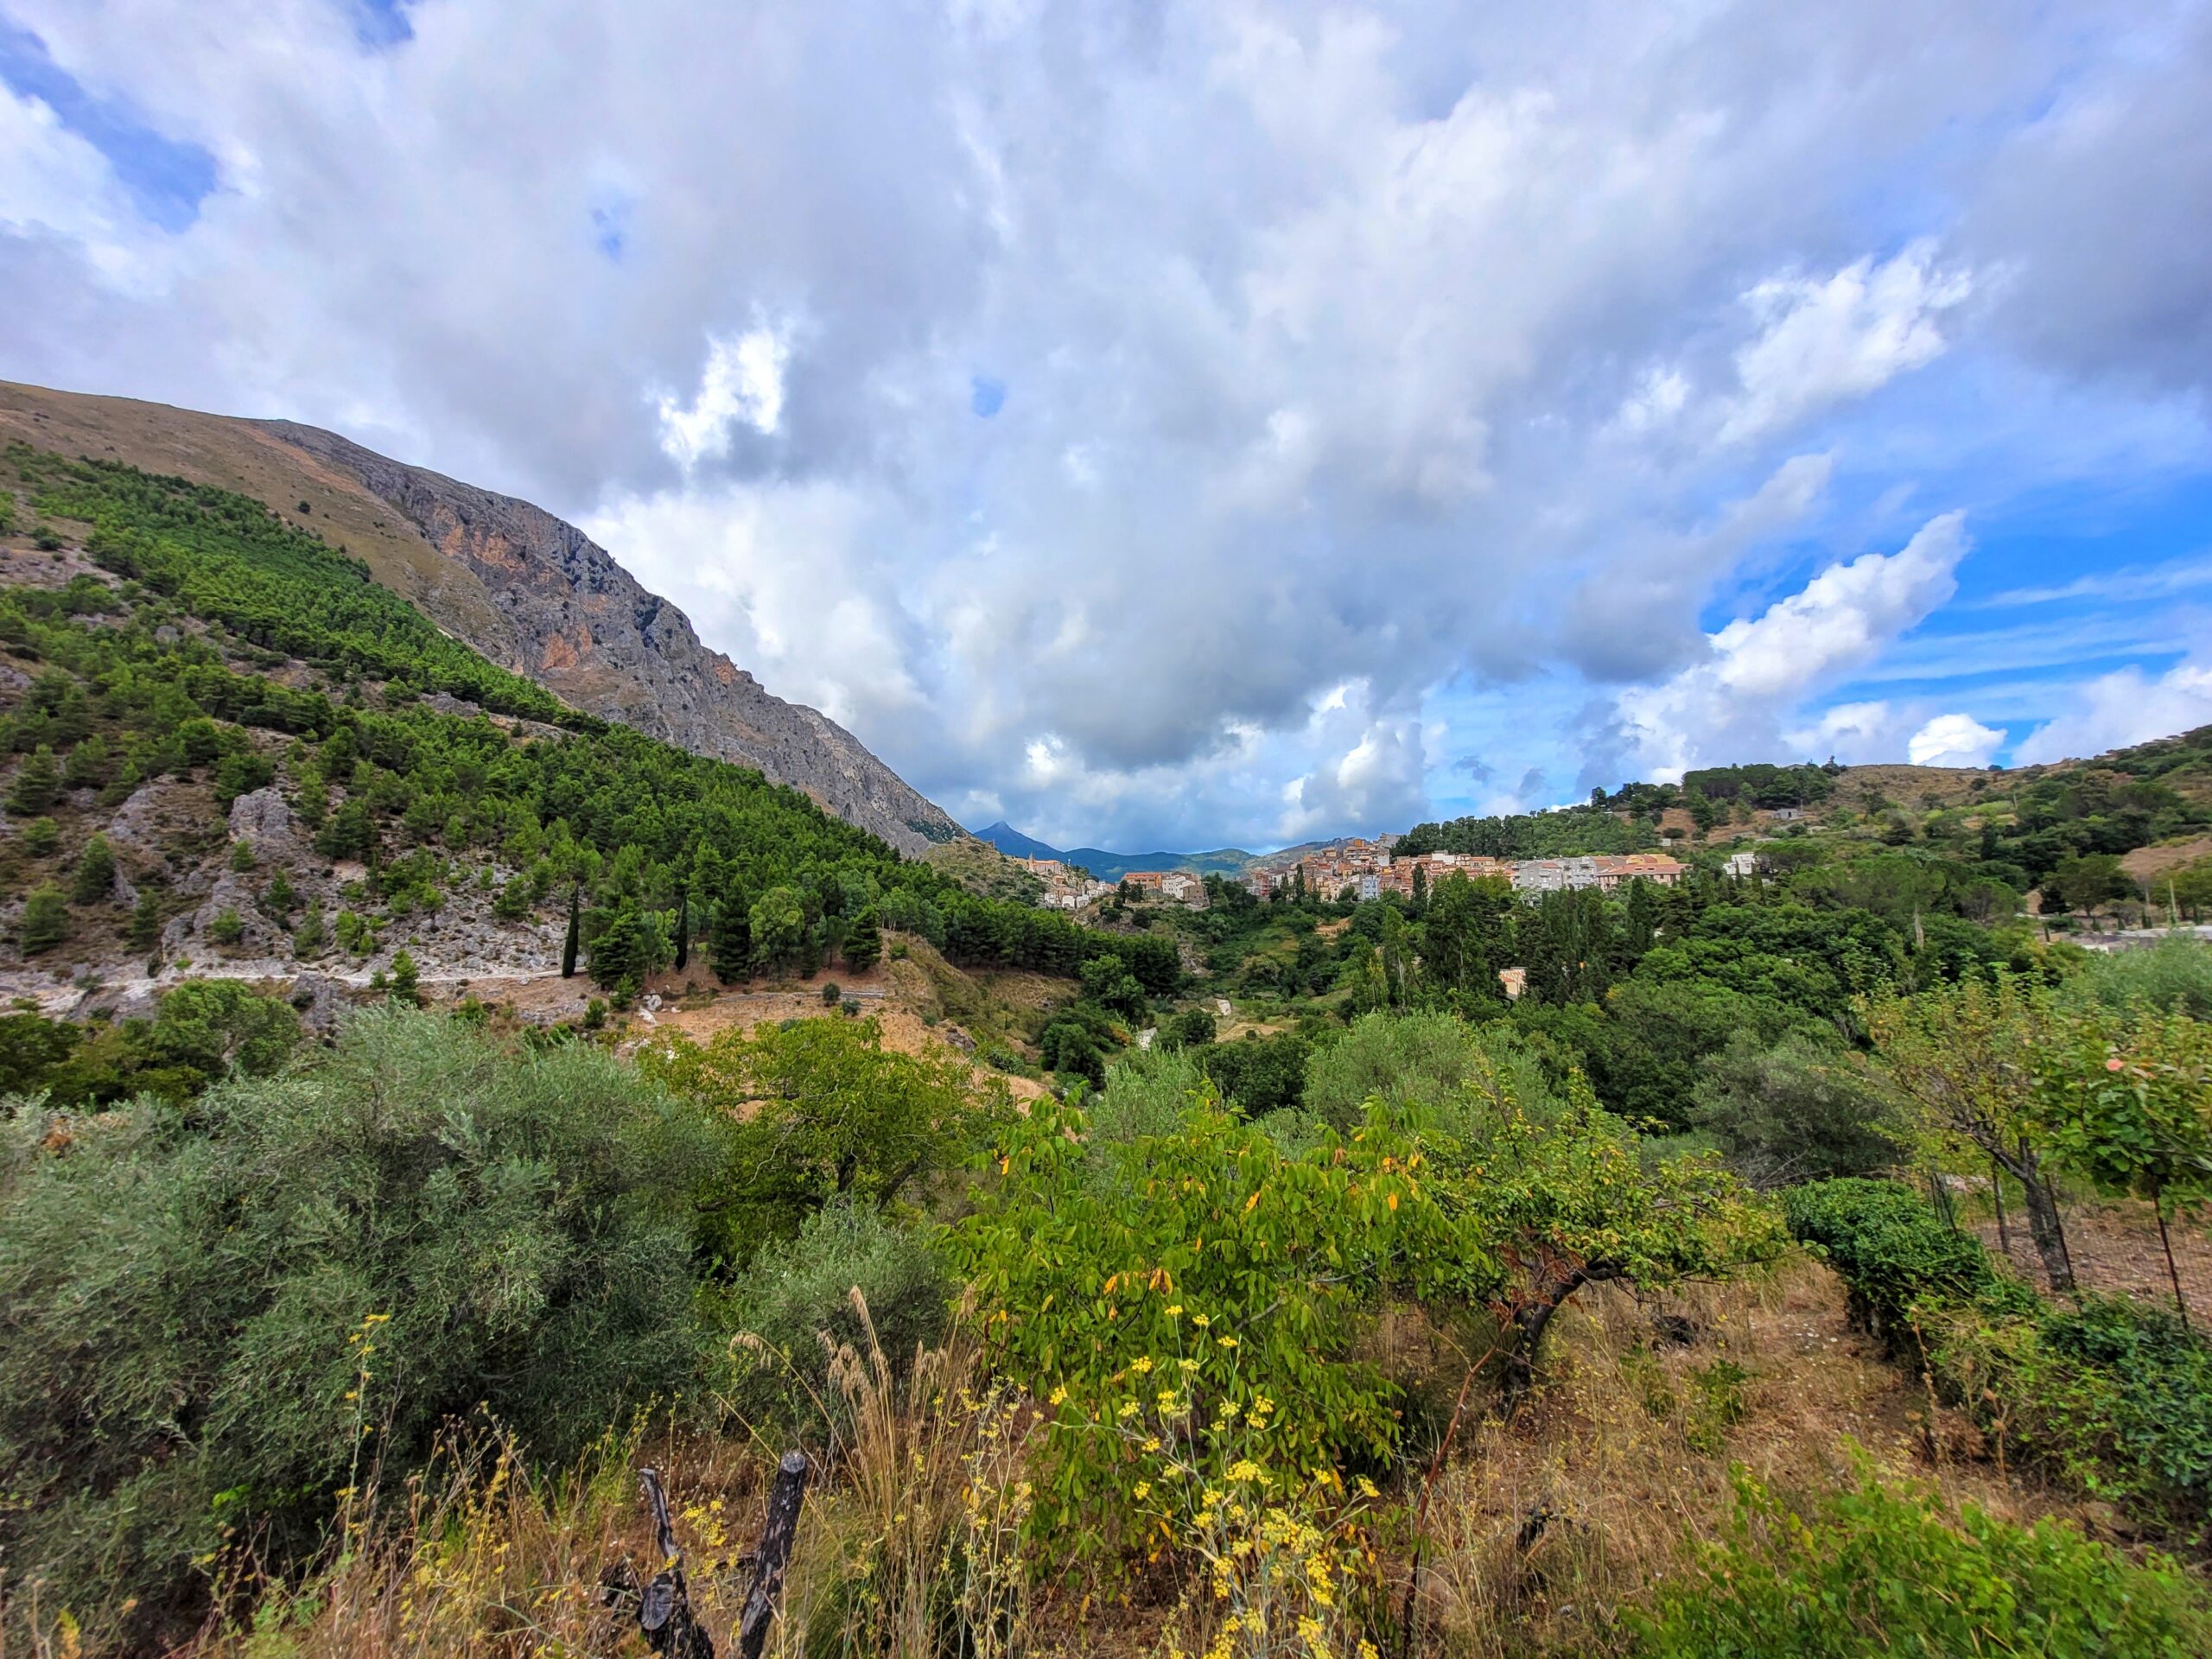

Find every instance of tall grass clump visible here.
[0,1007,727,1651]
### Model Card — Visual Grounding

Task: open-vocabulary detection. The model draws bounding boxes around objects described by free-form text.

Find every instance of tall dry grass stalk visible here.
[767,1289,1037,1659]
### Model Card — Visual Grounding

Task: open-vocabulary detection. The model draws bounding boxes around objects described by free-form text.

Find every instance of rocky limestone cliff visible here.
[254,421,959,857]
[0,379,961,858]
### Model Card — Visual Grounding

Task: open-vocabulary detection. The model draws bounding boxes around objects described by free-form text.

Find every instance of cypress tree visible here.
[711,890,751,985]
[844,905,881,973]
[560,883,580,978]
[672,882,690,972]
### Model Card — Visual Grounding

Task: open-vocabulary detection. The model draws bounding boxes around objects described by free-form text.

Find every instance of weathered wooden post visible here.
[738,1451,810,1659]
[605,1452,809,1659]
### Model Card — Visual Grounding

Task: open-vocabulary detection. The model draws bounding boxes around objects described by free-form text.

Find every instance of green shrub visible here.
[1689,1031,1898,1185]
[1782,1178,2035,1344]
[711,1198,952,1438]
[1996,1296,2212,1541]
[1163,1006,1216,1049]
[0,1008,721,1649]
[1629,1463,2212,1656]
[20,816,59,858]
[2064,937,2212,1020]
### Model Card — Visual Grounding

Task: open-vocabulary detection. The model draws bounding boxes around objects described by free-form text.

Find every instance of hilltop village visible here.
[1018,837,1688,910]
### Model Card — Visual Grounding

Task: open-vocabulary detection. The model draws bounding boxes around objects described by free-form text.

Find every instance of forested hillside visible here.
[0,447,1175,1035]
[0,379,963,855]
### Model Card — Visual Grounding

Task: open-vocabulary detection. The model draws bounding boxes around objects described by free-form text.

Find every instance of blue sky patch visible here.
[0,21,217,232]
[350,0,416,49]
[970,376,1006,418]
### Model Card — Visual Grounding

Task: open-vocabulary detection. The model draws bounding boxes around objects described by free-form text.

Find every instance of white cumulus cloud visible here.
[2014,661,2212,765]
[1720,245,1973,444]
[1612,512,1970,779]
[1908,712,2004,767]
[656,325,791,469]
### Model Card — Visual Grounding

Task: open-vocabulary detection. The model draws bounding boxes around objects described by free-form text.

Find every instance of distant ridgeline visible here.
[0,448,1179,993]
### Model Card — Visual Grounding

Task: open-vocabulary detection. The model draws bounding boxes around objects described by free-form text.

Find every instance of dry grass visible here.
[170,1420,766,1659]
[148,1261,2131,1659]
[1406,1259,2104,1656]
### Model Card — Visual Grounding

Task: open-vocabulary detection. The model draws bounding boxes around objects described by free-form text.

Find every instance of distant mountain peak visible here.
[970,821,1065,861]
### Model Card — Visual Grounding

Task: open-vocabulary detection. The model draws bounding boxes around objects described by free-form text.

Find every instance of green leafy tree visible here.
[1864,976,2076,1292]
[71,833,117,905]
[0,1008,79,1096]
[292,900,327,957]
[749,884,808,971]
[1691,1031,1901,1185]
[209,907,245,947]
[1164,1006,1217,1049]
[588,902,664,990]
[2032,1004,2212,1322]
[2048,852,2129,917]
[948,1086,1494,1546]
[1078,951,1149,1021]
[0,1010,718,1647]
[389,949,421,1006]
[560,883,580,978]
[645,1015,1006,1254]
[260,868,296,918]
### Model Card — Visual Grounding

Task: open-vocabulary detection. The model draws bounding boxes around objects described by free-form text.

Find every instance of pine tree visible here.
[390,949,421,1006]
[20,886,69,954]
[262,868,296,918]
[844,905,881,973]
[711,890,752,985]
[129,890,162,952]
[71,833,116,905]
[560,883,580,978]
[672,881,691,972]
[8,745,60,815]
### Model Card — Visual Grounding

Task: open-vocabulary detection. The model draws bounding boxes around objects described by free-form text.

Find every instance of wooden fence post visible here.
[738,1451,810,1659]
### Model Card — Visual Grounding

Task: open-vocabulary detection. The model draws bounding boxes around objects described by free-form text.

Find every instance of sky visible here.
[2,2,2210,853]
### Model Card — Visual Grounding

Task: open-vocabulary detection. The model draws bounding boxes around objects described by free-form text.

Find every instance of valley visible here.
[3,412,2211,1659]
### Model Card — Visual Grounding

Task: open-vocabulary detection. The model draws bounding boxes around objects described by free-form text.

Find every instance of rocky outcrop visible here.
[255,421,961,857]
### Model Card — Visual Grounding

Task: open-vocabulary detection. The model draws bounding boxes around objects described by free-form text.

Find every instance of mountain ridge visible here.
[0,379,961,856]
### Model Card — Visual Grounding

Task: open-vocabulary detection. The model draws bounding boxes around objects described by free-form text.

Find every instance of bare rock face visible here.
[256,421,962,858]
